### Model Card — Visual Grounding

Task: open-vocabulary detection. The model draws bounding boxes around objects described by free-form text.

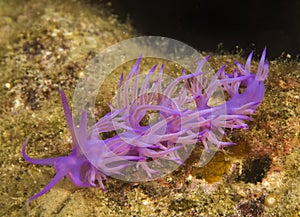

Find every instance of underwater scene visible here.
[0,0,299,216]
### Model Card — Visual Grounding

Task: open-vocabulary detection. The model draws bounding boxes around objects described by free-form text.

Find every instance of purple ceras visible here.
[22,49,268,205]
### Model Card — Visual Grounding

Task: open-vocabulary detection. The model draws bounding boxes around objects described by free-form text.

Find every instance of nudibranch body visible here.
[23,49,268,205]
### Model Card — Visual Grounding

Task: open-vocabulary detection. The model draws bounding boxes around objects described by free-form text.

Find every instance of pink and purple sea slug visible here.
[22,49,268,205]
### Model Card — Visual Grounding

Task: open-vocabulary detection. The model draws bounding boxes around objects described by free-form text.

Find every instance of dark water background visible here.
[98,0,300,60]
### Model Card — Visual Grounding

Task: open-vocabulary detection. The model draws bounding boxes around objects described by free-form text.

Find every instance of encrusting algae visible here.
[0,0,299,216]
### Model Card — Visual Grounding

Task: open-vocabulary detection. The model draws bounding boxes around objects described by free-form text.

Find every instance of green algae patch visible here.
[190,151,232,183]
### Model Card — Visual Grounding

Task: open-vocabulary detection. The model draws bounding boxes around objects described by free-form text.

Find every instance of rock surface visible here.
[0,0,299,216]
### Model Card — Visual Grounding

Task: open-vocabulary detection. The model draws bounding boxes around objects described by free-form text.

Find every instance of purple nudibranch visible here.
[22,49,268,205]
